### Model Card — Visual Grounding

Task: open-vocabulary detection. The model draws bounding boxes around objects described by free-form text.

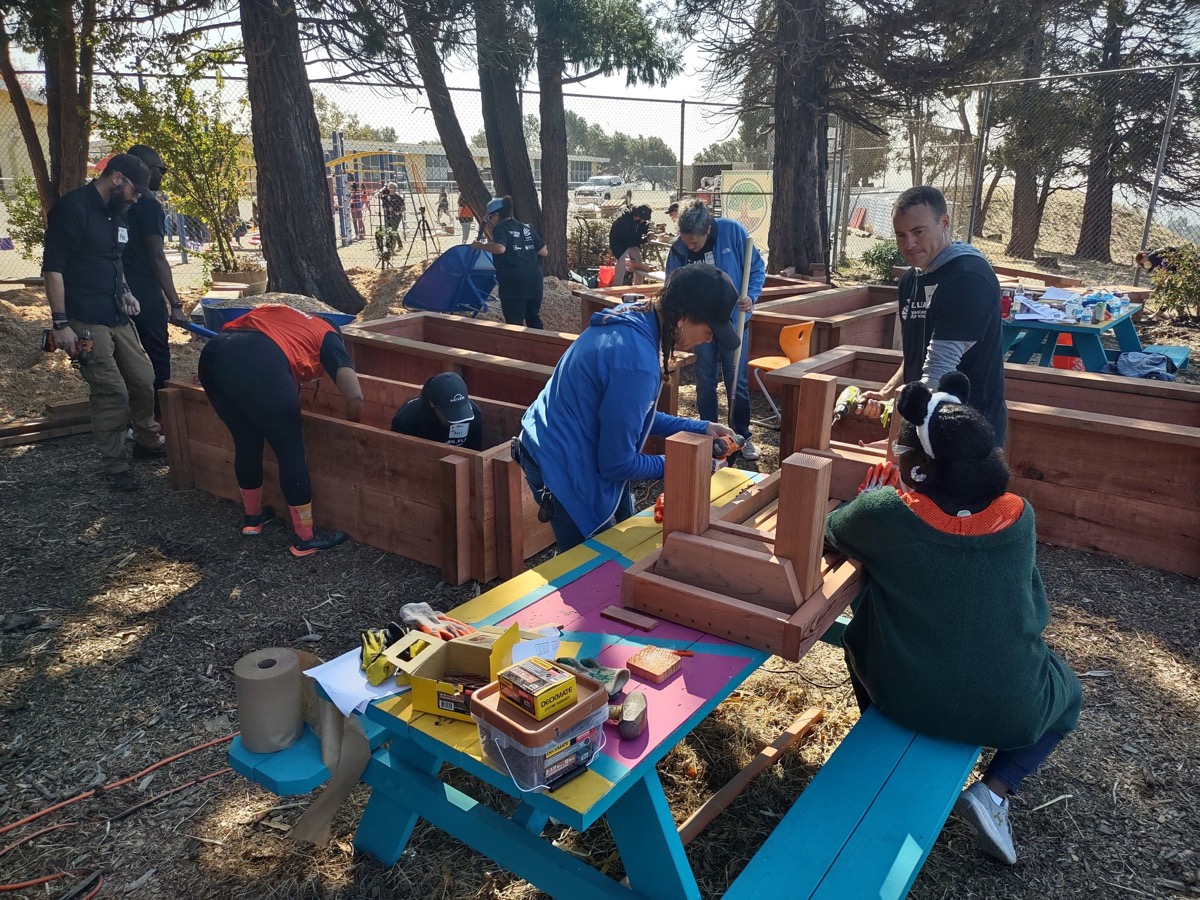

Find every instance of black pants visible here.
[197,330,311,506]
[129,276,170,412]
[500,294,543,329]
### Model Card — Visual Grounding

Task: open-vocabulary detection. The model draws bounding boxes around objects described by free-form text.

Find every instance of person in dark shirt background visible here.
[609,204,652,286]
[470,196,547,328]
[124,144,187,413]
[390,372,483,450]
[41,153,164,491]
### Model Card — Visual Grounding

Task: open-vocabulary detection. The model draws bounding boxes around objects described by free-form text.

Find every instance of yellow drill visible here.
[832,385,892,427]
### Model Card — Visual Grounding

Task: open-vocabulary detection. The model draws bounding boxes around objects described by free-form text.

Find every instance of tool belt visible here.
[511,435,557,524]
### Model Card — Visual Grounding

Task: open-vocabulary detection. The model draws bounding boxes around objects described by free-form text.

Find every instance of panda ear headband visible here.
[896,372,971,460]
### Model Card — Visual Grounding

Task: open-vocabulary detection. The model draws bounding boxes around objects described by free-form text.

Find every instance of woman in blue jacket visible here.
[665,200,766,461]
[515,263,740,550]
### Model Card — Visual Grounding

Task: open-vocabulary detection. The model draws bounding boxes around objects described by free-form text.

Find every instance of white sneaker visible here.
[954,781,1017,864]
[740,439,760,462]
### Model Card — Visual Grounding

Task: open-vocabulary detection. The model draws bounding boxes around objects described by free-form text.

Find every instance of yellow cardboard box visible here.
[384,625,540,723]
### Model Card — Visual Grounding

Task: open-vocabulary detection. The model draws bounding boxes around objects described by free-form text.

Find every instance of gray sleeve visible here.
[921,339,975,386]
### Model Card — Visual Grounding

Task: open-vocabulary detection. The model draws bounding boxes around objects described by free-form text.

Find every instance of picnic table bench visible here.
[229,471,982,899]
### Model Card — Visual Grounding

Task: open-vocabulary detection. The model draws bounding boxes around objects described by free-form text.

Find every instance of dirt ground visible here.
[1,275,1198,899]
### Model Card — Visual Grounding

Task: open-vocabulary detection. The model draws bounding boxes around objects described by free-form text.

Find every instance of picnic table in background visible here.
[1002,303,1143,371]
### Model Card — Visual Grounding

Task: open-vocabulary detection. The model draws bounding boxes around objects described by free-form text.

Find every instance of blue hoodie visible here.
[665,218,767,317]
[520,306,710,539]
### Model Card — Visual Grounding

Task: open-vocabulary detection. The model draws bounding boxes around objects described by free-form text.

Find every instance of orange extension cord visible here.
[0,732,239,895]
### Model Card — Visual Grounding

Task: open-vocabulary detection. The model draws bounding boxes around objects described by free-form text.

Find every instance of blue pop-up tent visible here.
[402,245,496,316]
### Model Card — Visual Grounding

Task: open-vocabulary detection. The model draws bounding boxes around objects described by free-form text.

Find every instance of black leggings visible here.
[197,330,311,506]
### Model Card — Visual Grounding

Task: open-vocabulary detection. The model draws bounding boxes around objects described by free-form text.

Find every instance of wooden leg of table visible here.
[607,774,701,900]
[1113,315,1143,352]
[1006,329,1046,365]
[511,801,549,836]
[1076,334,1109,372]
[354,743,442,866]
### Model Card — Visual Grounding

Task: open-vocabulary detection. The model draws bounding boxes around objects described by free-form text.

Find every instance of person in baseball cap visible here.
[103,154,152,199]
[391,372,483,450]
[660,262,741,351]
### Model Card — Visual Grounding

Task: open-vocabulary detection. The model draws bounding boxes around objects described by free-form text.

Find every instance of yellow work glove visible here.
[360,628,397,686]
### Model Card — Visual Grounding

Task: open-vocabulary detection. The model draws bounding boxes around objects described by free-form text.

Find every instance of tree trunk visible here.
[767,0,828,276]
[1006,36,1044,259]
[1075,0,1122,262]
[240,0,363,313]
[0,21,52,216]
[38,0,90,198]
[977,167,1003,236]
[403,9,491,222]
[535,24,568,278]
[476,0,542,233]
[1006,159,1039,258]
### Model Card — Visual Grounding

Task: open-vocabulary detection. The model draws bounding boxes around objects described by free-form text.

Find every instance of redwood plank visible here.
[775,453,833,597]
[662,432,712,539]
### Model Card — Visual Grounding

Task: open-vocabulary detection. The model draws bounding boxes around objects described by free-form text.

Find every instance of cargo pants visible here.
[70,319,162,474]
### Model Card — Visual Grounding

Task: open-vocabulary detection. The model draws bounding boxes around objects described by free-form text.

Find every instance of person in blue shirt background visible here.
[515,263,740,551]
[665,199,766,461]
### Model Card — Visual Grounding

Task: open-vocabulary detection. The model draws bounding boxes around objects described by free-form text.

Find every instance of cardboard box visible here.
[383,624,551,723]
[497,657,577,721]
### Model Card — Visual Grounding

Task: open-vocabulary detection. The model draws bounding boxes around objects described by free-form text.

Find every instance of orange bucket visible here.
[598,265,615,288]
[1051,334,1085,371]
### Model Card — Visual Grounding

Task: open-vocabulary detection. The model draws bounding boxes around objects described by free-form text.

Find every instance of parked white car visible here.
[573,175,624,203]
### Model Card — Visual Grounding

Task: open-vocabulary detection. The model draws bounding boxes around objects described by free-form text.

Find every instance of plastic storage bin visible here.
[471,674,608,792]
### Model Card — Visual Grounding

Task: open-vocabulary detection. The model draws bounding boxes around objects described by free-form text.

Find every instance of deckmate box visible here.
[383,624,557,723]
[470,674,608,792]
[497,657,576,721]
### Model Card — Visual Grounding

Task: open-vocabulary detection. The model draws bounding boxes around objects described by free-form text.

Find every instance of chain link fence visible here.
[832,63,1200,286]
[2,63,1197,288]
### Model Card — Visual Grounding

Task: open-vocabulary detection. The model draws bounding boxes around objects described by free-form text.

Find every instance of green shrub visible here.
[2,177,47,261]
[1151,244,1200,319]
[860,239,907,284]
[567,219,610,273]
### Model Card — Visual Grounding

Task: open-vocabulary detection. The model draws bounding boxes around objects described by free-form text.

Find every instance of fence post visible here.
[678,99,686,201]
[966,83,993,243]
[1133,65,1185,286]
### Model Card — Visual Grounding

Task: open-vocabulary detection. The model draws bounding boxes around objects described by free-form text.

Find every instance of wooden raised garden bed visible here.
[749,285,900,367]
[767,346,1200,578]
[160,373,553,585]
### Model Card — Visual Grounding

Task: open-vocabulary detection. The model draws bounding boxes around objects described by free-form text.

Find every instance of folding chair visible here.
[748,321,814,429]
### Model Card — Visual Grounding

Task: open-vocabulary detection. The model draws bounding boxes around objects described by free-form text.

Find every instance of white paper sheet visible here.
[305,648,410,716]
[1039,286,1079,302]
[509,626,562,665]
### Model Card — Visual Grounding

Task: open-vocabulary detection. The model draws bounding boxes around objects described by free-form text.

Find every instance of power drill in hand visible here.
[712,434,745,463]
[832,385,892,428]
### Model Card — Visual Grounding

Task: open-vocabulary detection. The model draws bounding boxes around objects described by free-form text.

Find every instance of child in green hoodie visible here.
[824,371,1083,865]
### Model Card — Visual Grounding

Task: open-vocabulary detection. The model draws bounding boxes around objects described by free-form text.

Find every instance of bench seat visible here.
[228,717,390,795]
[1144,344,1190,371]
[726,707,980,900]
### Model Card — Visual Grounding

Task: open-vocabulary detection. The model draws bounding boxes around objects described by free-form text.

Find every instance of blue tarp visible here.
[402,245,496,316]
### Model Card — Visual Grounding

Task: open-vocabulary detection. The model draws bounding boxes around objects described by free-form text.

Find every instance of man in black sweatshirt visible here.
[609,205,652,287]
[861,186,1007,446]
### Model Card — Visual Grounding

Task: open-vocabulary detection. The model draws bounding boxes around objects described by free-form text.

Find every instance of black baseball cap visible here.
[424,372,474,424]
[104,154,151,196]
[662,263,741,351]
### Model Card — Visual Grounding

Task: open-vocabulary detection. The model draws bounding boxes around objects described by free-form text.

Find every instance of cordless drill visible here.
[712,434,745,462]
[832,385,892,427]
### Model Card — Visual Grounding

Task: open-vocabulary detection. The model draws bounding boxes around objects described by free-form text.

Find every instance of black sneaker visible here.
[241,506,276,536]
[108,471,139,492]
[132,440,167,460]
[290,528,348,558]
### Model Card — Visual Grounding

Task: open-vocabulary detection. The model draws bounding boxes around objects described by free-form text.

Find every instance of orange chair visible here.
[748,322,815,428]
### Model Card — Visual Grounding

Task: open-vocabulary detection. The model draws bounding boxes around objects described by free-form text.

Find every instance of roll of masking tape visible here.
[234,648,304,753]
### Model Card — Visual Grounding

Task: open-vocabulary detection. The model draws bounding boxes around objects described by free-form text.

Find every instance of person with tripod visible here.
[470,196,547,328]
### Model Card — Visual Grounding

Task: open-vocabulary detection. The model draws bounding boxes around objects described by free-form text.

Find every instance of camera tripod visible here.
[401,205,443,268]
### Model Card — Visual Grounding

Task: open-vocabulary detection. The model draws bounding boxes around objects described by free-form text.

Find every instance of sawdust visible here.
[0,299,45,370]
[0,288,46,307]
[348,263,426,321]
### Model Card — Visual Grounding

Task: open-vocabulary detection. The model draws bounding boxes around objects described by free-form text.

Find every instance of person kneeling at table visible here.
[390,372,483,450]
[823,371,1082,865]
[515,263,740,551]
[198,304,364,557]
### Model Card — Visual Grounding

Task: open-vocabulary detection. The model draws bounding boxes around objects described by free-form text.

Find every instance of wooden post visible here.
[662,432,712,540]
[792,373,838,453]
[439,456,470,585]
[493,456,525,581]
[160,387,194,491]
[774,453,832,598]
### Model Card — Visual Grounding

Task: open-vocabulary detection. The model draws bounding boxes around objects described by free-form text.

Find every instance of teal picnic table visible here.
[354,468,767,900]
[1002,303,1143,371]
